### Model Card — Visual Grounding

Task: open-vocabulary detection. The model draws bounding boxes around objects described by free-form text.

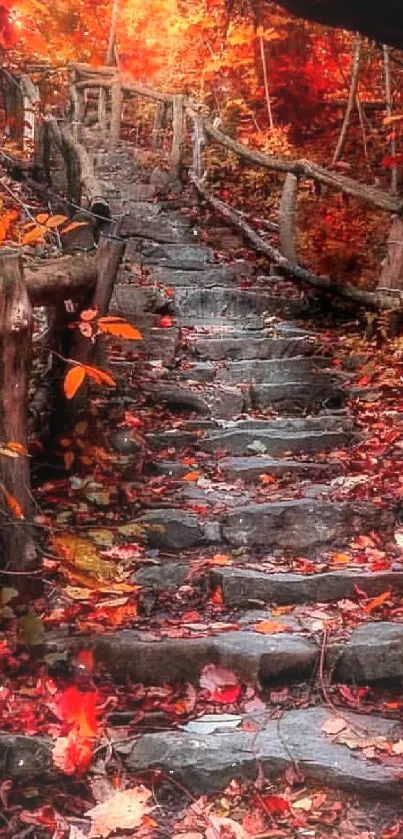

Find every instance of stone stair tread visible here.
[210,566,403,606]
[189,334,320,360]
[251,377,347,412]
[43,621,403,686]
[218,455,344,480]
[130,498,394,552]
[178,357,336,385]
[220,498,395,551]
[201,427,353,456]
[2,707,402,797]
[135,242,215,269]
[121,706,402,796]
[141,262,255,286]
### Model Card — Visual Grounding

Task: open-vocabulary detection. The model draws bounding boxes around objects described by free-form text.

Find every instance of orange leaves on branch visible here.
[64,366,86,399]
[98,316,143,340]
[63,364,116,399]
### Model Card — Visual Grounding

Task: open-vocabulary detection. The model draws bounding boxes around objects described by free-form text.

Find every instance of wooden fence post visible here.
[279,172,298,264]
[0,251,38,585]
[171,94,184,176]
[110,79,123,150]
[152,101,166,149]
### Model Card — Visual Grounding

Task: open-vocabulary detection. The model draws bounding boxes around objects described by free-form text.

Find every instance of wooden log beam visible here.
[189,172,401,312]
[0,251,39,585]
[203,119,402,214]
[25,254,97,306]
[44,118,110,218]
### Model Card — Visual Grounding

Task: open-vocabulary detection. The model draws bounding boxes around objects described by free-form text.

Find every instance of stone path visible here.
[4,139,403,827]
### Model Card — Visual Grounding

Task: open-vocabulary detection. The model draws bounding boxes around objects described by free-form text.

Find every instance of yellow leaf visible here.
[45,214,68,229]
[253,620,289,634]
[64,366,86,399]
[1,486,24,519]
[64,451,75,470]
[22,226,45,245]
[182,470,200,482]
[61,221,88,234]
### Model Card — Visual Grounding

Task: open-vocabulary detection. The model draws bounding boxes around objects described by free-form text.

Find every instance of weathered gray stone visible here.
[121,215,193,243]
[109,427,144,455]
[133,509,205,549]
[146,430,199,451]
[201,428,351,457]
[218,455,342,481]
[176,362,216,383]
[177,315,266,330]
[144,385,211,415]
[210,567,403,607]
[48,629,317,685]
[122,707,403,796]
[0,735,53,779]
[201,387,247,419]
[251,376,347,413]
[109,285,167,318]
[221,357,330,384]
[221,500,395,551]
[190,334,320,361]
[122,183,157,201]
[134,561,189,590]
[172,287,307,320]
[145,460,193,478]
[142,262,254,287]
[334,623,403,683]
[136,243,215,270]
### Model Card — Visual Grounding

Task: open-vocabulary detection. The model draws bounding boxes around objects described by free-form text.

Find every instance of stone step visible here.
[43,621,403,687]
[218,455,343,481]
[121,214,196,243]
[214,415,354,432]
[189,333,320,360]
[251,376,347,413]
[221,499,395,551]
[138,262,255,286]
[179,357,334,386]
[135,242,215,270]
[210,566,403,606]
[130,498,394,552]
[171,286,306,320]
[122,707,402,797]
[144,383,246,419]
[3,708,402,796]
[200,427,353,457]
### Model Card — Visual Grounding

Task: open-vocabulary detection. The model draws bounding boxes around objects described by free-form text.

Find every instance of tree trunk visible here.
[0,251,38,586]
[377,216,403,293]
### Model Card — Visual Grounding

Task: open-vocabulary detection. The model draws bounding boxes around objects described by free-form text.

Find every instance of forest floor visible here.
[1,130,403,838]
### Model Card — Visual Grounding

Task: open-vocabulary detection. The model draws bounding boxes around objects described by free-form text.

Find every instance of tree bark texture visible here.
[0,251,38,579]
[279,172,298,263]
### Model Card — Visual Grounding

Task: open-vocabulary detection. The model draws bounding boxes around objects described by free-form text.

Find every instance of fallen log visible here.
[0,251,39,589]
[189,172,401,312]
[202,119,402,215]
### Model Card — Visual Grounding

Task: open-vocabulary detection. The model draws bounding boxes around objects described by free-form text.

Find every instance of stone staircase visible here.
[3,138,403,829]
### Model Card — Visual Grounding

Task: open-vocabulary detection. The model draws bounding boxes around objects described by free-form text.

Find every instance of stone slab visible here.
[172,287,307,320]
[122,707,403,796]
[190,335,320,361]
[132,508,205,550]
[334,622,403,683]
[251,377,347,413]
[136,243,215,270]
[0,735,53,780]
[141,262,255,286]
[201,428,352,457]
[210,567,403,606]
[121,215,193,243]
[221,500,395,551]
[218,455,343,481]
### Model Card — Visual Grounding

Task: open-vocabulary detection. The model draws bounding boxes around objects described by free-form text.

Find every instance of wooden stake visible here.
[279,172,298,263]
[110,79,123,149]
[171,94,184,176]
[0,251,38,582]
